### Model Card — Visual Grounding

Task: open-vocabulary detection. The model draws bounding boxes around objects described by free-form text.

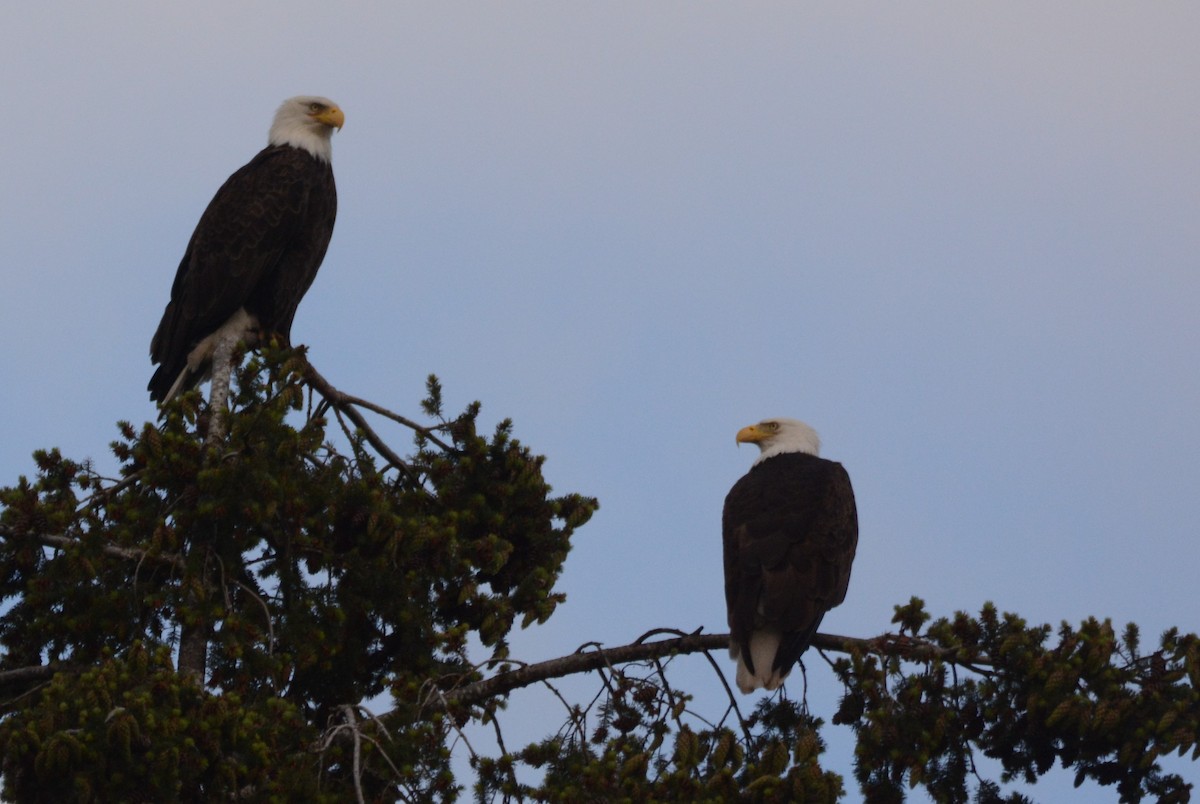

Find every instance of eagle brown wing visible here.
[723,452,858,676]
[148,144,336,402]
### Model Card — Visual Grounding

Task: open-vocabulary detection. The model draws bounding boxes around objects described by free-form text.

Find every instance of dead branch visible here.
[300,360,455,476]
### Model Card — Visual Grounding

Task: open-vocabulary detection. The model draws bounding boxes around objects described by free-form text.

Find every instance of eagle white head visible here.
[736,418,821,465]
[268,96,344,162]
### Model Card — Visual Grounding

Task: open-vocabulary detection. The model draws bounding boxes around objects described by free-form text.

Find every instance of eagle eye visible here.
[308,102,324,113]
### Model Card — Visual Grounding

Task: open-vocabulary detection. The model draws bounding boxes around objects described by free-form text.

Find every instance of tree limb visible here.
[0,526,183,568]
[0,664,59,687]
[301,361,452,452]
[204,333,237,449]
[300,359,458,480]
[430,629,993,711]
[300,362,415,473]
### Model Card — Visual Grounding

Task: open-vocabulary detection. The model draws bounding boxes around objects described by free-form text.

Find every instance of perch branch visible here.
[433,630,993,711]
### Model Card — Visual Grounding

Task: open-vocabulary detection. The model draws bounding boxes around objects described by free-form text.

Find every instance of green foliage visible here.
[474,664,844,803]
[1,642,319,802]
[831,599,1199,803]
[0,348,596,800]
[1,348,1197,801]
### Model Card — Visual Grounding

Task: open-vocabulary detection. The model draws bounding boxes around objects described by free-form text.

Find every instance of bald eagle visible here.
[723,418,858,694]
[148,96,344,403]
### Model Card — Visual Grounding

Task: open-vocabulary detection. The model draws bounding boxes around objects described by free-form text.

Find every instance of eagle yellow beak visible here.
[314,106,345,130]
[736,424,768,445]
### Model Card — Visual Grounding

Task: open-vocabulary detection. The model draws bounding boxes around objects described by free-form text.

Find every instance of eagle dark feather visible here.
[723,447,858,693]
[148,96,342,403]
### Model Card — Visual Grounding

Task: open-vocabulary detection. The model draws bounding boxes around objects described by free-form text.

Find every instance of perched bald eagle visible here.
[148,96,344,403]
[723,418,858,694]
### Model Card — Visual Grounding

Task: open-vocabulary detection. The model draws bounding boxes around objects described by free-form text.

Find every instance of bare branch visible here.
[204,333,237,449]
[231,577,275,658]
[342,705,367,804]
[437,632,725,710]
[75,470,143,512]
[303,362,452,450]
[300,360,452,464]
[0,526,183,568]
[434,630,992,711]
[301,367,413,474]
[0,664,59,686]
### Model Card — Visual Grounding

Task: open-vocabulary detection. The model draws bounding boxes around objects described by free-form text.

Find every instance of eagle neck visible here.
[268,127,333,163]
[753,445,819,466]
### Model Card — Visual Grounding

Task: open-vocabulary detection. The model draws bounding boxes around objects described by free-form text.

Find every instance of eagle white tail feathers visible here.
[732,631,789,694]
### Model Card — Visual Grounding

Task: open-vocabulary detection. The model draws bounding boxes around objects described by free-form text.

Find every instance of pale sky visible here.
[3,4,1198,799]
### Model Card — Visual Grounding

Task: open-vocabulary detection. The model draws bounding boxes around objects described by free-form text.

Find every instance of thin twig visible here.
[427,683,482,768]
[353,707,405,779]
[539,677,588,747]
[698,643,753,742]
[488,716,525,802]
[231,577,275,656]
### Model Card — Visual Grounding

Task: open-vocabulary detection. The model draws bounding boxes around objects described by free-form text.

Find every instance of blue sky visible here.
[3,3,1198,798]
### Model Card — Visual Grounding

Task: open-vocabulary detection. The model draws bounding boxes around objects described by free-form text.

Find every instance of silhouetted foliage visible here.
[0,348,595,801]
[831,598,1199,803]
[0,350,1195,801]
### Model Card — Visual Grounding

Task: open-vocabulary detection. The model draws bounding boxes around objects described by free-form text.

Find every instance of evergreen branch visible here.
[0,526,183,568]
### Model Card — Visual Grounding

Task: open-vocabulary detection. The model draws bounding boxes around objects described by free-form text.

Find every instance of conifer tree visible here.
[0,349,1195,801]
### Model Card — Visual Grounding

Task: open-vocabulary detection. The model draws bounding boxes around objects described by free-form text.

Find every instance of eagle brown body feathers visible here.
[723,449,858,693]
[148,145,336,402]
[148,96,342,404]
